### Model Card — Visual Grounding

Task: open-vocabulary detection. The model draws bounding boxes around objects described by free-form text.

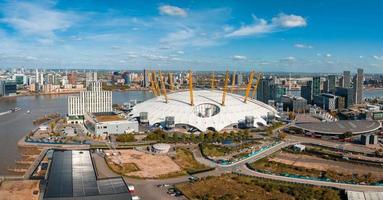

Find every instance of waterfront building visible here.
[68,72,77,85]
[68,81,112,116]
[85,71,97,87]
[343,70,351,88]
[12,74,27,85]
[143,69,149,87]
[235,73,243,85]
[353,68,364,104]
[0,80,17,96]
[84,112,138,135]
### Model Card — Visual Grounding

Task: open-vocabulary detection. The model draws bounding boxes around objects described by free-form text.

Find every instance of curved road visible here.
[93,138,383,199]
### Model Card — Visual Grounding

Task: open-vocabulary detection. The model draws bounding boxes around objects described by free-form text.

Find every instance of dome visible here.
[131,90,278,132]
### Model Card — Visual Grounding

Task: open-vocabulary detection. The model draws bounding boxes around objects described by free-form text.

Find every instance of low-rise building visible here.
[84,112,138,135]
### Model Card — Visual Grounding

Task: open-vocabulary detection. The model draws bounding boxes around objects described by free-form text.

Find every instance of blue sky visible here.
[0,0,383,72]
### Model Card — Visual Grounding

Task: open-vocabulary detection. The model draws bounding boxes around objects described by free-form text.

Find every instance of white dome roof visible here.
[131,90,278,131]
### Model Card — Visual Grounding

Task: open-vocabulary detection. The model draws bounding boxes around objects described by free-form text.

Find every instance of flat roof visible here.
[44,150,131,200]
[95,114,124,122]
[347,191,383,200]
[293,120,381,135]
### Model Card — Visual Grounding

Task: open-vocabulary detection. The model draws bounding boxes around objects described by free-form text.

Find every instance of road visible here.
[91,135,383,200]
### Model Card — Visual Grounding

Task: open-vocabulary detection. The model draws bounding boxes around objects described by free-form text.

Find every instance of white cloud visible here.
[161,29,195,44]
[232,55,247,60]
[373,55,383,60]
[176,50,184,54]
[226,13,306,37]
[325,53,332,57]
[294,43,313,49]
[1,1,78,40]
[158,5,187,17]
[226,16,272,37]
[271,13,307,28]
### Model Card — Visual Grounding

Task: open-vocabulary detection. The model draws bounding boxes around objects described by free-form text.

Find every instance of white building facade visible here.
[68,81,112,116]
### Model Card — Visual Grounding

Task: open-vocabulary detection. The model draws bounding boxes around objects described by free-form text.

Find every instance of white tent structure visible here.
[131,90,278,132]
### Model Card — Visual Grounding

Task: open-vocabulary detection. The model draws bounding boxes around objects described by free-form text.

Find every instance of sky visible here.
[0,0,383,73]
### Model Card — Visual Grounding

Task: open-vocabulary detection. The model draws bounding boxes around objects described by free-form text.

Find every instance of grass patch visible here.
[176,174,342,200]
[249,156,380,184]
[173,148,213,174]
[106,159,139,176]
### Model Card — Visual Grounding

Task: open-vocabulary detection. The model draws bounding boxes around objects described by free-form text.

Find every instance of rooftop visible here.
[131,90,278,131]
[293,120,381,135]
[94,114,124,122]
[43,150,131,200]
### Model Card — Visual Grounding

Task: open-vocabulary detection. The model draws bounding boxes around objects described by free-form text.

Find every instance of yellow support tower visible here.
[221,70,229,106]
[149,71,158,96]
[168,73,175,91]
[244,71,255,103]
[152,70,161,95]
[211,72,215,90]
[251,73,262,99]
[159,71,168,103]
[230,71,236,93]
[189,70,194,106]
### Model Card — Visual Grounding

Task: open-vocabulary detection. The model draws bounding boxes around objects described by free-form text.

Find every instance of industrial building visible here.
[43,150,132,200]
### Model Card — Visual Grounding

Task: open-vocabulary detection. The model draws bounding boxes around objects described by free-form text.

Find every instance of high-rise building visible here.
[68,81,112,116]
[235,73,243,86]
[85,72,98,87]
[35,69,39,84]
[301,80,313,103]
[353,68,364,104]
[257,78,274,103]
[343,71,351,88]
[143,69,149,87]
[39,73,44,85]
[312,76,321,97]
[327,75,336,94]
[0,80,17,96]
[313,93,337,110]
[256,77,284,103]
[335,87,354,108]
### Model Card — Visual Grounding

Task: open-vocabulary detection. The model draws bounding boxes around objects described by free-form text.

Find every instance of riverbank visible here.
[0,88,152,100]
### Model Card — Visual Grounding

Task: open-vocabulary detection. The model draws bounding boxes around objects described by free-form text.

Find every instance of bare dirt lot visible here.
[0,180,40,200]
[271,152,383,179]
[106,149,182,178]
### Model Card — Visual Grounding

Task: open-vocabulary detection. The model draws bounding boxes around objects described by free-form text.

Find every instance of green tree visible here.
[198,133,205,142]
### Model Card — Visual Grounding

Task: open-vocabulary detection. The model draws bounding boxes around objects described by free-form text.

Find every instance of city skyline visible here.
[0,0,383,72]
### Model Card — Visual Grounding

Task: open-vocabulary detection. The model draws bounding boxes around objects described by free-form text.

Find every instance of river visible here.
[0,91,153,175]
[0,89,381,175]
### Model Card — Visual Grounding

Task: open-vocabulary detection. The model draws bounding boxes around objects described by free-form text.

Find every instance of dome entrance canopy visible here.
[193,103,220,118]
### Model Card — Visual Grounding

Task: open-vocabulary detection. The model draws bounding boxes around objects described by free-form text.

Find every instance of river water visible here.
[0,89,381,175]
[0,91,153,175]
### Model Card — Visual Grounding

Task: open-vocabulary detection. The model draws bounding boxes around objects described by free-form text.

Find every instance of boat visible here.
[26,110,31,114]
[10,107,21,112]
